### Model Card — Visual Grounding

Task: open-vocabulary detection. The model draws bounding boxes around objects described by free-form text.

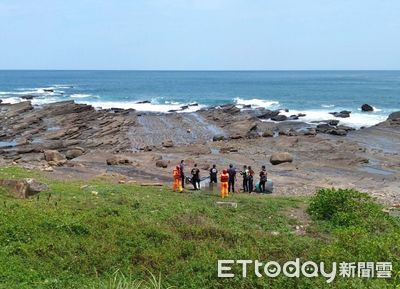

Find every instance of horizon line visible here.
[1,69,400,72]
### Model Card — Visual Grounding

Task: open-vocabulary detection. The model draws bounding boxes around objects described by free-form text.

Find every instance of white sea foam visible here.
[71,94,92,98]
[234,97,279,108]
[278,109,387,128]
[0,96,21,104]
[321,104,335,108]
[84,100,204,113]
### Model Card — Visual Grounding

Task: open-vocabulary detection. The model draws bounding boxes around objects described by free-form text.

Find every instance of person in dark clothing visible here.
[227,164,236,193]
[209,164,218,183]
[191,163,200,190]
[240,165,249,192]
[259,165,268,193]
[248,166,255,193]
[179,160,185,188]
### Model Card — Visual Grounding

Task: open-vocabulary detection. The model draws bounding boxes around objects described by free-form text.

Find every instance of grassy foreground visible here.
[0,166,399,289]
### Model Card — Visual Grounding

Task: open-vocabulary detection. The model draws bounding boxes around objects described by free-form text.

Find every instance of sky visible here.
[0,0,399,70]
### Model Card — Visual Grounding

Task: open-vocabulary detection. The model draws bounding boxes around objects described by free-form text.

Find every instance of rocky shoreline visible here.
[0,100,399,205]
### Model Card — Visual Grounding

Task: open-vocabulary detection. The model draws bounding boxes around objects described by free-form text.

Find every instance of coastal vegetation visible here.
[0,166,399,289]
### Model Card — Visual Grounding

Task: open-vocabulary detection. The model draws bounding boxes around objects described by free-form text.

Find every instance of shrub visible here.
[307,188,392,229]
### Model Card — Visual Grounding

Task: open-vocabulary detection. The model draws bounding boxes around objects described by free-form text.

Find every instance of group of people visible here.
[172,160,268,198]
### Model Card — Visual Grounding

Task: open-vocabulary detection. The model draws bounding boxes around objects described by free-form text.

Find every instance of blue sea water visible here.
[0,70,399,127]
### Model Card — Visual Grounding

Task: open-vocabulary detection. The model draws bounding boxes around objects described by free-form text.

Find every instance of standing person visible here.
[227,164,236,193]
[220,169,229,198]
[240,165,249,192]
[248,166,255,193]
[209,164,218,184]
[179,160,185,189]
[259,165,268,193]
[191,164,200,190]
[209,164,218,191]
[172,166,183,192]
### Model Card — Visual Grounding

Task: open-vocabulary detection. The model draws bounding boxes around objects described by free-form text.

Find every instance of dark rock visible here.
[168,110,179,113]
[188,103,199,106]
[316,124,331,133]
[242,104,252,109]
[289,115,299,120]
[258,110,280,119]
[388,111,400,120]
[271,115,288,122]
[230,134,243,140]
[327,120,340,126]
[297,113,306,117]
[136,100,151,104]
[220,104,241,115]
[180,105,189,110]
[328,129,347,136]
[329,111,351,118]
[110,107,125,113]
[21,95,35,100]
[361,104,374,112]
[213,135,226,142]
[43,89,54,93]
[270,152,293,165]
[156,160,168,168]
[337,125,355,131]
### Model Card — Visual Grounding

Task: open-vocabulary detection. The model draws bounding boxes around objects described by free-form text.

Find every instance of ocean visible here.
[1,70,399,128]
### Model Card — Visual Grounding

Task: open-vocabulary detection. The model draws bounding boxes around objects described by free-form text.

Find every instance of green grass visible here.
[0,166,399,289]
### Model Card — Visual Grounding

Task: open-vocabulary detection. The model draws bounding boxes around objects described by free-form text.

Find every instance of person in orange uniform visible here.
[220,169,229,199]
[173,166,183,192]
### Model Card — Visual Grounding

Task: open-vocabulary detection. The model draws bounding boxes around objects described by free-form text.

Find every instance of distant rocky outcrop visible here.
[361,104,374,112]
[329,111,351,118]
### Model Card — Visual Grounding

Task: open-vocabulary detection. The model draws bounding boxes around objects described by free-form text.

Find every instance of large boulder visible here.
[44,150,66,166]
[156,160,168,168]
[361,104,374,112]
[162,140,174,148]
[316,123,331,133]
[0,178,48,198]
[262,130,274,137]
[271,115,288,122]
[388,111,400,120]
[106,156,132,165]
[228,118,258,139]
[327,119,339,126]
[65,148,84,160]
[258,110,280,119]
[270,152,293,165]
